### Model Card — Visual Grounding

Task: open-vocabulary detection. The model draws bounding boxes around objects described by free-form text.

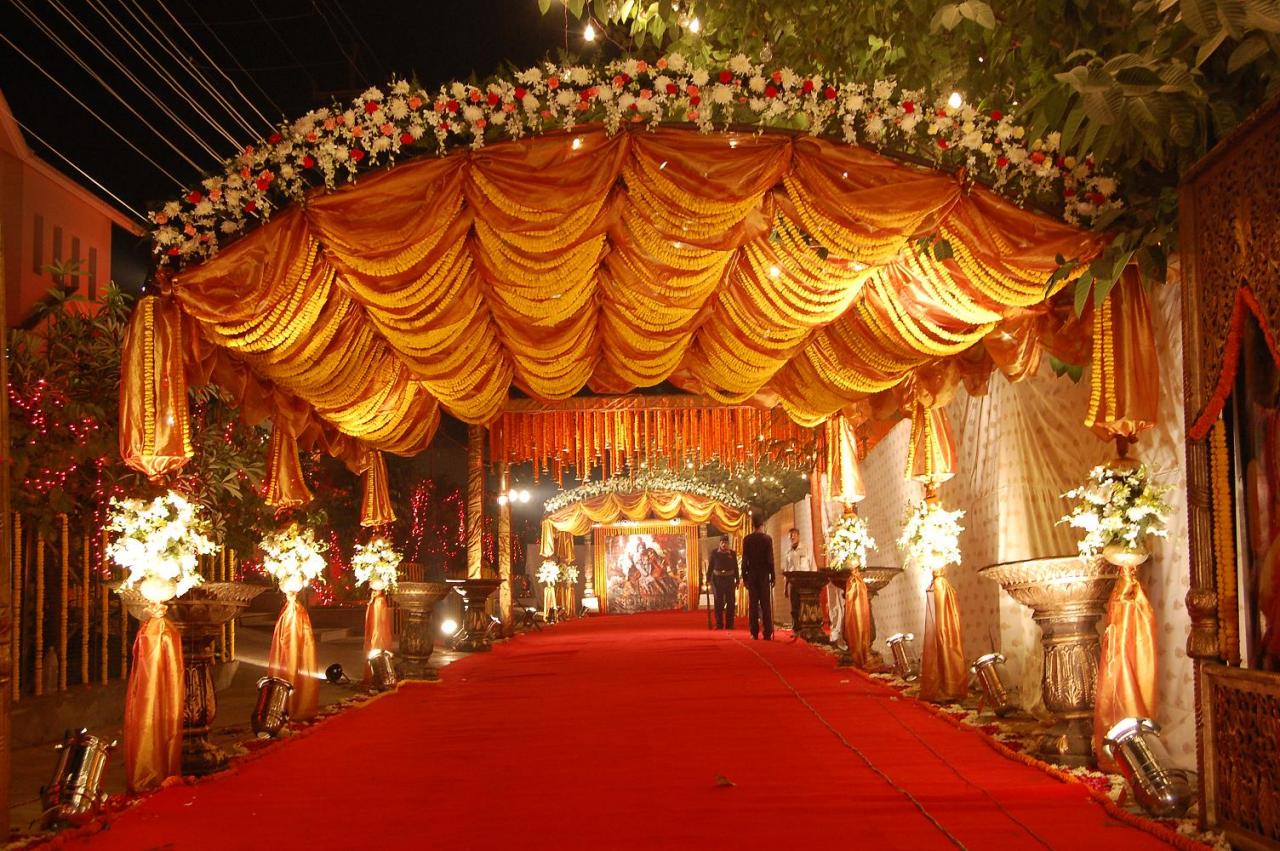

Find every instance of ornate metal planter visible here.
[784,570,828,643]
[860,566,903,644]
[122,581,266,774]
[391,581,451,679]
[979,556,1119,766]
[447,578,502,652]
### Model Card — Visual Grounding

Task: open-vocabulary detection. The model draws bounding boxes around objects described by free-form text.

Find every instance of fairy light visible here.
[948,91,964,109]
[584,22,596,41]
[688,16,701,32]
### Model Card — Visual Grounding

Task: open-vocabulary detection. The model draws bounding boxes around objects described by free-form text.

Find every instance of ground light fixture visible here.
[440,617,460,636]
[252,676,295,738]
[886,632,918,681]
[970,652,1016,717]
[41,729,116,826]
[1102,717,1194,818]
[368,650,399,692]
[324,663,350,685]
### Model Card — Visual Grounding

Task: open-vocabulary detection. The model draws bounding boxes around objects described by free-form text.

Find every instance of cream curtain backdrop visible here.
[799,279,1194,768]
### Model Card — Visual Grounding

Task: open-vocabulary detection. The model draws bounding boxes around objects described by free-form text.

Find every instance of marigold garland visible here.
[1209,418,1240,663]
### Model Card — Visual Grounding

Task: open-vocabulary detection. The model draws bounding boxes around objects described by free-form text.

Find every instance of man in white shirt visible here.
[783,527,814,632]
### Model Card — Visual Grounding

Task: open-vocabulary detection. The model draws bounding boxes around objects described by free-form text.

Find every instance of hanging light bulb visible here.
[688,16,701,32]
[948,91,963,109]
[519,489,531,503]
[584,22,596,41]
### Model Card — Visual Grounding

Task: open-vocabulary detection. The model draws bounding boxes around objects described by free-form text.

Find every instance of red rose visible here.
[719,70,733,84]
[666,83,678,94]
[468,89,481,102]
[937,138,949,149]
[302,155,316,169]
[514,86,527,99]
[689,94,701,106]
[255,178,271,191]
[765,85,778,98]
[186,191,203,204]
[770,70,782,83]
[350,148,365,162]
[400,132,414,145]
[903,100,915,113]
[1063,188,1076,198]
[801,79,814,94]
[823,86,837,100]
[990,110,1002,121]
[166,247,180,256]
[267,132,282,144]
[1030,151,1046,164]
[364,101,379,114]
[996,156,1009,168]
[244,200,257,212]
[1088,191,1106,204]
[487,92,500,106]
[936,109,947,117]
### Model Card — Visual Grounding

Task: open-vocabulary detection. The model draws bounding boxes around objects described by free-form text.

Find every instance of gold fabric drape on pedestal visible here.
[542,490,749,555]
[124,614,184,792]
[359,450,395,527]
[497,463,513,630]
[119,296,192,480]
[363,590,393,671]
[466,425,484,579]
[843,568,873,668]
[920,570,967,702]
[1093,565,1157,767]
[263,427,313,508]
[268,595,319,721]
[1085,268,1158,441]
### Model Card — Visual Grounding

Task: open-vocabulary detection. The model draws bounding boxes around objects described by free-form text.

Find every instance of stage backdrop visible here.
[594,523,699,615]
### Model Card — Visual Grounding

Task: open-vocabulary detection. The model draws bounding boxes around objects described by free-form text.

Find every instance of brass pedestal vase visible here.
[391,581,451,679]
[860,566,904,646]
[783,570,829,642]
[447,578,502,652]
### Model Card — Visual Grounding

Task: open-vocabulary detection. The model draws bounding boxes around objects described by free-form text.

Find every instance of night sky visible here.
[0,0,583,219]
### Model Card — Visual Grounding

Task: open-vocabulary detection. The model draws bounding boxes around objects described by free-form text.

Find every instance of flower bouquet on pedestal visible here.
[353,538,402,674]
[261,524,328,721]
[898,499,967,702]
[561,564,581,619]
[826,513,876,666]
[106,491,216,791]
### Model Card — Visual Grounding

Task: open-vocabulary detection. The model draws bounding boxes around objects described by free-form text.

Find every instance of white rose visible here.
[711,84,733,104]
[728,54,752,74]
[691,68,709,86]
[845,94,865,111]
[654,75,672,91]
[667,53,687,72]
[779,68,798,88]
[522,93,539,111]
[555,89,576,106]
[748,75,765,93]
[569,66,592,85]
[463,105,483,121]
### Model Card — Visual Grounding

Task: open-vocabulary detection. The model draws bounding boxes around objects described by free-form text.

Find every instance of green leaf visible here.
[1060,105,1086,151]
[960,0,996,28]
[1115,65,1166,93]
[930,4,963,31]
[1196,28,1231,66]
[1227,33,1270,71]
[1074,270,1095,316]
[933,239,954,261]
[1218,0,1250,38]
[538,0,552,13]
[1181,0,1221,35]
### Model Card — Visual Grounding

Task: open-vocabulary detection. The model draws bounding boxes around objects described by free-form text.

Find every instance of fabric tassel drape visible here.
[1093,566,1157,767]
[907,406,958,485]
[827,416,866,503]
[919,570,967,703]
[541,490,750,555]
[360,451,396,526]
[843,568,873,668]
[263,427,313,508]
[1085,267,1159,441]
[363,590,393,675]
[268,594,319,721]
[119,295,192,479]
[543,584,557,619]
[124,612,184,792]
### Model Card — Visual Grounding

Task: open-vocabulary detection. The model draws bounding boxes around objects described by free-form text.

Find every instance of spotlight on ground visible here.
[1103,718,1193,818]
[886,632,918,681]
[970,652,1015,717]
[325,663,350,685]
[42,729,116,826]
[367,650,398,692]
[252,676,294,738]
[440,618,459,636]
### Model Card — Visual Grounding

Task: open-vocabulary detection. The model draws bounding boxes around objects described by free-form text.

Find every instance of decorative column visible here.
[497,463,513,634]
[466,425,484,580]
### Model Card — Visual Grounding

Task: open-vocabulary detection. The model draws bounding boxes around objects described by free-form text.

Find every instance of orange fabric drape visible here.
[843,568,873,668]
[1093,565,1157,768]
[158,127,1106,457]
[123,613,184,792]
[827,415,866,503]
[919,570,967,703]
[263,426,313,508]
[907,406,957,485]
[1086,267,1159,441]
[363,590,393,677]
[360,450,395,526]
[268,594,319,721]
[119,296,192,479]
[541,490,750,555]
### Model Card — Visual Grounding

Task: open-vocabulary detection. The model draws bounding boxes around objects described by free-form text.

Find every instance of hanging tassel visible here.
[360,450,395,526]
[119,295,192,479]
[826,415,867,503]
[263,426,313,508]
[906,406,957,485]
[1085,266,1158,442]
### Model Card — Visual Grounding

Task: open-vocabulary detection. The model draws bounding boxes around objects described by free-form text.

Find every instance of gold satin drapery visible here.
[1093,565,1157,767]
[119,296,192,480]
[542,490,749,556]
[122,127,1106,476]
[360,450,395,526]
[907,406,958,485]
[363,589,393,670]
[268,594,319,721]
[843,568,873,668]
[123,613,184,791]
[827,415,866,503]
[919,570,967,703]
[1085,268,1158,441]
[263,426,313,508]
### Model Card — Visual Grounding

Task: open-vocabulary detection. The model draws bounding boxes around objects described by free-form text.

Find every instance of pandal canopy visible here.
[540,489,751,557]
[123,124,1109,474]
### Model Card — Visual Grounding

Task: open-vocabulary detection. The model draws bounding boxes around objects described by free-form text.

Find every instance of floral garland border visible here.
[151,53,1121,265]
[543,470,749,515]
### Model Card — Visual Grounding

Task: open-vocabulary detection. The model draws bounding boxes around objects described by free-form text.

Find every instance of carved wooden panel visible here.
[1201,664,1280,850]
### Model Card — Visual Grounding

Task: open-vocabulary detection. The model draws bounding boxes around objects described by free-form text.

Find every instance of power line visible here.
[179,0,288,119]
[310,0,368,83]
[0,29,189,188]
[246,0,320,93]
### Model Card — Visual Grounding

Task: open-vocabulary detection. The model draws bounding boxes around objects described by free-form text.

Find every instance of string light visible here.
[584,22,596,41]
[948,91,964,109]
[688,16,701,32]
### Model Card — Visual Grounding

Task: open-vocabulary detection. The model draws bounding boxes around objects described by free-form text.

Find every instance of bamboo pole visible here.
[80,530,89,686]
[34,536,43,698]
[11,515,19,701]
[59,515,68,691]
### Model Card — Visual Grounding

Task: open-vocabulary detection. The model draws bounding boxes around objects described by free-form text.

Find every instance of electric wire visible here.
[322,0,383,80]
[310,0,367,83]
[0,29,188,188]
[179,0,288,119]
[246,0,320,93]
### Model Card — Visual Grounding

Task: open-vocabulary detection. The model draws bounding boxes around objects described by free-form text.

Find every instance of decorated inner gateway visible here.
[3,8,1280,848]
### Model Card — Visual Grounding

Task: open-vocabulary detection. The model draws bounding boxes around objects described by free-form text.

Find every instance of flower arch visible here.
[150,53,1118,264]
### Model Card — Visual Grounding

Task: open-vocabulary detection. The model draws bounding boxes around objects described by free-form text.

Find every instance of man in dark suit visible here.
[741,514,775,640]
[707,537,740,629]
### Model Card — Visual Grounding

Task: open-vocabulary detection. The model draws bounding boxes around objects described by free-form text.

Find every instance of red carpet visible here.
[62,613,1183,850]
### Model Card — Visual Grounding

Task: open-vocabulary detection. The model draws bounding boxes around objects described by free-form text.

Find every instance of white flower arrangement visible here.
[105,491,217,603]
[826,514,877,570]
[537,560,562,585]
[260,523,329,596]
[897,500,965,570]
[561,564,581,584]
[1059,463,1172,558]
[151,53,1118,265]
[544,470,749,514]
[351,537,403,592]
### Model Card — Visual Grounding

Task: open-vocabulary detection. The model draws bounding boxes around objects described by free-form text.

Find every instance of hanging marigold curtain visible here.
[263,426,312,508]
[360,450,395,526]
[1085,267,1159,441]
[119,296,192,479]
[123,612,184,792]
[121,126,1107,475]
[541,489,750,556]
